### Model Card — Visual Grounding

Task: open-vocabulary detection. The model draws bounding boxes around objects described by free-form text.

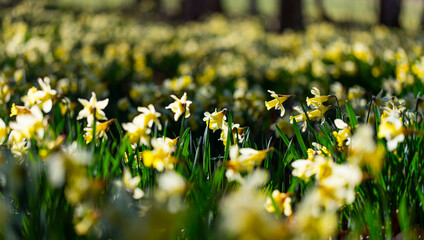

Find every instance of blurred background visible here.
[1,0,422,31]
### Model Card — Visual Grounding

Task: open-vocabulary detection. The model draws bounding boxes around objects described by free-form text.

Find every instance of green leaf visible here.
[346,101,358,129]
[292,118,307,158]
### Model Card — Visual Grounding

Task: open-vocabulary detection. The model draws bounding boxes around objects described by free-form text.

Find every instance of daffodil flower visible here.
[265,90,292,117]
[378,110,405,151]
[83,119,115,144]
[122,114,151,147]
[122,168,144,200]
[21,78,57,113]
[9,105,46,140]
[203,108,227,132]
[10,103,31,117]
[165,92,192,121]
[77,92,109,126]
[265,190,292,217]
[332,119,351,147]
[0,118,7,143]
[290,106,308,132]
[142,137,177,171]
[225,145,269,180]
[306,87,330,108]
[137,104,162,130]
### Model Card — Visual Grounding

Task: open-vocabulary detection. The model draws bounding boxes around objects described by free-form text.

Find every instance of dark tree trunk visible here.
[181,0,222,21]
[249,0,258,15]
[379,0,402,27]
[206,0,222,13]
[316,0,330,21]
[421,0,424,29]
[279,0,303,32]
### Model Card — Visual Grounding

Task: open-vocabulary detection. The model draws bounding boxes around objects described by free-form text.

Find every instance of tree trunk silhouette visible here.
[181,0,222,21]
[379,0,401,27]
[249,0,258,15]
[421,0,424,29]
[316,0,330,21]
[279,0,303,32]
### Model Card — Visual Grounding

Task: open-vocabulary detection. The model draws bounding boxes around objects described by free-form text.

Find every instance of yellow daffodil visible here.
[21,77,57,113]
[122,114,151,147]
[142,137,177,171]
[306,87,330,108]
[83,119,115,144]
[165,92,192,121]
[203,108,227,132]
[9,105,46,140]
[290,106,308,132]
[137,104,162,130]
[332,119,351,147]
[77,92,109,126]
[225,145,269,180]
[264,190,292,216]
[378,110,405,151]
[265,90,292,117]
[0,118,6,143]
[10,103,31,117]
[219,122,245,146]
[122,168,144,200]
[349,125,385,173]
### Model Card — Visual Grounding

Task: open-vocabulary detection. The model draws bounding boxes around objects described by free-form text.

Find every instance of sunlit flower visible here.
[10,103,31,117]
[349,125,385,172]
[264,90,292,117]
[156,170,186,213]
[219,122,245,146]
[21,77,57,113]
[378,110,405,151]
[9,105,46,140]
[203,108,227,132]
[122,115,151,147]
[77,92,109,126]
[264,190,292,216]
[165,92,192,121]
[122,168,144,199]
[290,106,308,132]
[226,145,269,180]
[0,118,7,143]
[332,119,351,147]
[142,137,177,171]
[137,104,162,130]
[83,119,115,144]
[73,204,100,236]
[306,87,330,108]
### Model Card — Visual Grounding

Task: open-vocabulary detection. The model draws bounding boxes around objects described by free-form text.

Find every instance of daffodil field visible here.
[1,2,424,239]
